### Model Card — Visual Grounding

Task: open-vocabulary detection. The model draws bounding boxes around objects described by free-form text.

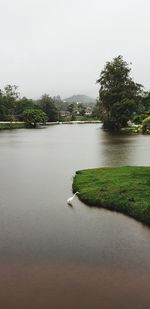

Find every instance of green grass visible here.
[0,122,25,130]
[75,116,98,121]
[121,126,141,134]
[61,116,98,122]
[73,166,150,225]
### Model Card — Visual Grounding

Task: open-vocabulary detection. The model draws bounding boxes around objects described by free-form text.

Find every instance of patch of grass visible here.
[0,122,25,130]
[121,126,141,134]
[73,166,150,225]
[75,116,98,121]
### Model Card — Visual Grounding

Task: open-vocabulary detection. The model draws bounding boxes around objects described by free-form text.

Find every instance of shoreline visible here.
[46,120,101,125]
[73,166,150,225]
[0,120,101,130]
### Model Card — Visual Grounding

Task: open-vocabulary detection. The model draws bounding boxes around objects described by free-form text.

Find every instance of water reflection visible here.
[98,129,150,166]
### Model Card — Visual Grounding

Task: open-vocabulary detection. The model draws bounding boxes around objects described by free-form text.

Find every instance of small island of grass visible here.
[73,166,150,225]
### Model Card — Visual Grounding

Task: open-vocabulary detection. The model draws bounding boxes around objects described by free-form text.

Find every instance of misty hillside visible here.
[64,95,96,104]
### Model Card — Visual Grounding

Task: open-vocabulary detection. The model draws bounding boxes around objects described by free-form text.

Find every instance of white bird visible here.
[67,192,79,206]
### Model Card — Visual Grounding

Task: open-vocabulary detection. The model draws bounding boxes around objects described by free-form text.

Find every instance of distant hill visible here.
[64,95,96,104]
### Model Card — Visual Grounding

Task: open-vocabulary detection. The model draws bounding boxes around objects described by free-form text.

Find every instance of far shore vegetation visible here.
[0,55,150,131]
[0,85,98,129]
[73,166,150,225]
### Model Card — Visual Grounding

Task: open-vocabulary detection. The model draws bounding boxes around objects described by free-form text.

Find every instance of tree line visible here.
[0,87,62,127]
[0,86,98,127]
[1,55,150,131]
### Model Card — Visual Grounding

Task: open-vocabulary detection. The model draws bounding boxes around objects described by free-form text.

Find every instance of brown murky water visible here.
[0,124,150,308]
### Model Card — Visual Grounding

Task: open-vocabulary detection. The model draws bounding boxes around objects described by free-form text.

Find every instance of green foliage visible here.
[75,115,98,121]
[77,103,86,116]
[39,94,58,122]
[141,92,150,110]
[0,77,148,131]
[0,85,20,121]
[142,116,150,134]
[66,103,75,121]
[15,97,36,119]
[109,98,137,129]
[73,166,150,225]
[0,93,6,120]
[133,110,150,124]
[67,103,74,114]
[23,108,48,128]
[0,122,25,130]
[97,55,143,130]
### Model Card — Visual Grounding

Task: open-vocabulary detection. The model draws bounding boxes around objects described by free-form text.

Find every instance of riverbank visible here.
[0,122,25,130]
[73,166,150,225]
[0,121,101,130]
[46,120,101,125]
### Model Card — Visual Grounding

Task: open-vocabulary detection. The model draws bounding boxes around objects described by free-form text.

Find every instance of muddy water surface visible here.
[0,125,149,308]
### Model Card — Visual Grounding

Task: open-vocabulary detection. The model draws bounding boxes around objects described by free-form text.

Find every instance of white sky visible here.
[0,0,150,99]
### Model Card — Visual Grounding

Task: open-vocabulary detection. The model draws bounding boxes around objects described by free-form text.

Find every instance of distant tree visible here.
[78,103,86,116]
[141,92,150,110]
[67,103,76,120]
[53,95,61,102]
[2,85,20,121]
[97,55,143,129]
[23,108,48,128]
[0,90,5,120]
[40,94,58,122]
[67,103,74,114]
[92,104,99,118]
[15,97,36,119]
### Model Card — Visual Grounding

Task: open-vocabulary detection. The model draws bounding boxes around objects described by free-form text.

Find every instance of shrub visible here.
[142,116,150,134]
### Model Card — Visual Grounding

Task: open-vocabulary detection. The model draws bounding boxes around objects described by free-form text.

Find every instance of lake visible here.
[0,124,150,309]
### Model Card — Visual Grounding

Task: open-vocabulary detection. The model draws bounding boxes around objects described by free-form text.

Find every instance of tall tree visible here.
[141,92,150,111]
[78,103,86,116]
[2,85,20,121]
[40,94,58,122]
[97,55,143,129]
[0,89,5,120]
[15,97,36,119]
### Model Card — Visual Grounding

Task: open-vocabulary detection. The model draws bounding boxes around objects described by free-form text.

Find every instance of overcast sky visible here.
[0,0,150,99]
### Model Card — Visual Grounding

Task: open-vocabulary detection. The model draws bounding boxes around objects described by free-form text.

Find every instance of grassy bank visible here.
[73,166,150,225]
[121,126,141,134]
[0,122,25,130]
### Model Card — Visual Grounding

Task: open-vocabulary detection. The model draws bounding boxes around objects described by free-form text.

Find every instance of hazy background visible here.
[0,0,150,99]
